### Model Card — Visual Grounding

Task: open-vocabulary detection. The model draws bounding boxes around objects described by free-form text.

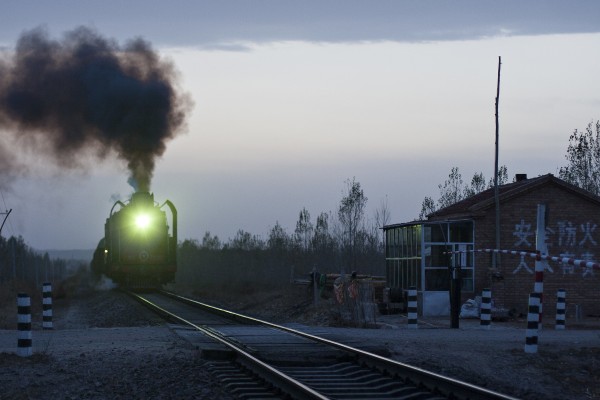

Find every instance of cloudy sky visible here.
[1,1,600,250]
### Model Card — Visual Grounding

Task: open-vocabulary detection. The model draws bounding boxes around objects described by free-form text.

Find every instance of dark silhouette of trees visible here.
[201,232,221,250]
[294,207,313,252]
[374,196,391,240]
[175,178,385,291]
[0,235,67,284]
[311,212,337,269]
[337,177,368,273]
[268,221,290,251]
[419,166,509,219]
[559,120,600,195]
[227,229,265,251]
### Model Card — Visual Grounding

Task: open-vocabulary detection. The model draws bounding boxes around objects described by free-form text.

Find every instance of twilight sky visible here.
[1,1,600,250]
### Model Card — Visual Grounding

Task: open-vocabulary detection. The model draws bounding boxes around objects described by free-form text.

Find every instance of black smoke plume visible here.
[0,26,191,192]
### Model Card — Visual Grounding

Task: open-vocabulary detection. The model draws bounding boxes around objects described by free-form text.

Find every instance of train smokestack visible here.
[0,26,192,191]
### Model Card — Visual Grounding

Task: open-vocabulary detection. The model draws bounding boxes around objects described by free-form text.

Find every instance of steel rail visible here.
[159,289,519,400]
[126,290,329,400]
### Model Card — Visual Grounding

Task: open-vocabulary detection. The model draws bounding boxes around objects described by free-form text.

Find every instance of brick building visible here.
[383,174,600,317]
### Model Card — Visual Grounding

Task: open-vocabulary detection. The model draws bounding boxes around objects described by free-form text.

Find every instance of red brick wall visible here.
[470,184,600,318]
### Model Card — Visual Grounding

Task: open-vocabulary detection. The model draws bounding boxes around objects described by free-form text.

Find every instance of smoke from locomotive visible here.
[0,26,191,191]
[91,192,177,287]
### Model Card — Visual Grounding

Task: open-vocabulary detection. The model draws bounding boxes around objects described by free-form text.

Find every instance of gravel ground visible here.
[0,283,598,399]
[0,288,235,400]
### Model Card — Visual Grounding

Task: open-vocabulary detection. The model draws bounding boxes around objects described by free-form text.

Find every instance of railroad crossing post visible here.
[17,293,32,357]
[480,288,492,329]
[42,283,53,330]
[525,293,541,353]
[407,286,418,329]
[555,289,566,330]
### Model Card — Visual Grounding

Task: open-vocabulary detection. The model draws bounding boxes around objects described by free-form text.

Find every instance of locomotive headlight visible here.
[135,214,151,230]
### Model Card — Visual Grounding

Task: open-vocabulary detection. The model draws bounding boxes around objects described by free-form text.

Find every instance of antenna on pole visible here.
[493,56,502,270]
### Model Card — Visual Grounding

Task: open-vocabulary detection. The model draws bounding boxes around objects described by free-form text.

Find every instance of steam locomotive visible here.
[91,192,177,288]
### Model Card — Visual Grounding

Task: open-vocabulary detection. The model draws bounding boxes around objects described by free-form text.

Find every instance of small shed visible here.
[384,174,600,317]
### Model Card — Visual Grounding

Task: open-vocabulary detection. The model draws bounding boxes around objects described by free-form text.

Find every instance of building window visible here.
[385,220,474,292]
[423,221,474,292]
[385,225,421,291]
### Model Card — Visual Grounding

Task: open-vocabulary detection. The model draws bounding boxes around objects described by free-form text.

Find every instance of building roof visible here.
[426,173,600,220]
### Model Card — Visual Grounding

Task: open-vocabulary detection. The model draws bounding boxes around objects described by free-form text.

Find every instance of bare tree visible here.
[311,211,335,262]
[201,231,222,250]
[464,172,486,198]
[419,167,465,219]
[419,166,509,219]
[338,177,368,273]
[294,207,313,252]
[228,229,265,250]
[487,165,509,188]
[267,221,290,251]
[559,120,600,195]
[419,196,436,220]
[438,167,465,207]
[374,195,391,245]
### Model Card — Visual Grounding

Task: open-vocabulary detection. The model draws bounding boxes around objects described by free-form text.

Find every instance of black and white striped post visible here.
[555,289,566,330]
[42,282,53,330]
[407,286,418,329]
[17,293,32,357]
[525,293,541,354]
[480,288,492,329]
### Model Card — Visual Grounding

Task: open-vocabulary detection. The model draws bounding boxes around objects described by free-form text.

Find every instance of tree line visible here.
[0,235,68,285]
[176,177,390,291]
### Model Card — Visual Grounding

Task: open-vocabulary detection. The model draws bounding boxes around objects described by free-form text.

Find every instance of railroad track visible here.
[127,290,518,400]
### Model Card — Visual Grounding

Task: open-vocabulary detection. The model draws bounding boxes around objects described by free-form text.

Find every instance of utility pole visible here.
[1,209,11,281]
[493,57,502,269]
[11,236,16,280]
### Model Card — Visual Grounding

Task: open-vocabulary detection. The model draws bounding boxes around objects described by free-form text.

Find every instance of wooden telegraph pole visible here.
[1,208,13,279]
[493,57,502,269]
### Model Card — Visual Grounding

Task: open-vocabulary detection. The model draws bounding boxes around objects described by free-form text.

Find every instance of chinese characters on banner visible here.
[512,219,597,278]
